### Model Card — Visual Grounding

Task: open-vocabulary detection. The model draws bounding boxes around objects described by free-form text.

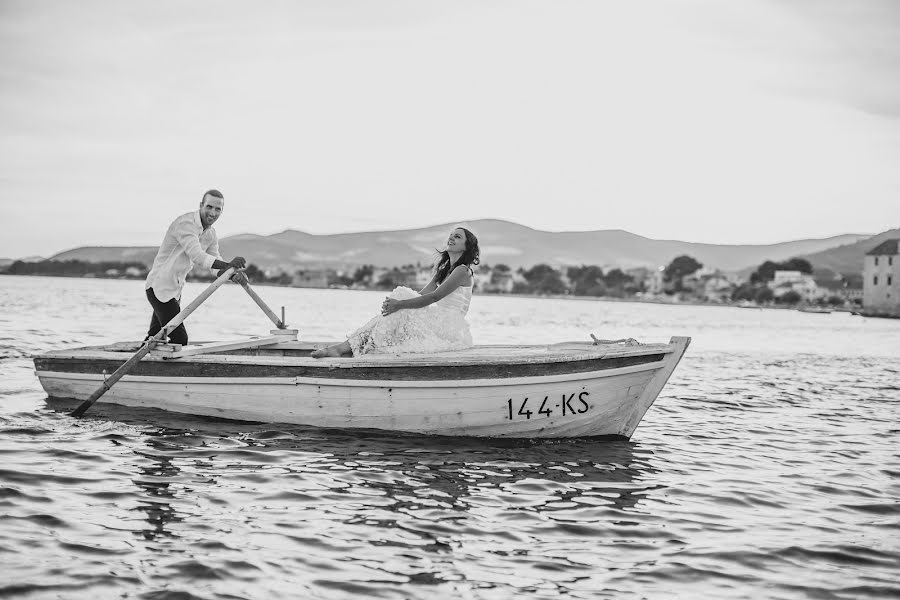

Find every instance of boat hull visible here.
[35,337,690,438]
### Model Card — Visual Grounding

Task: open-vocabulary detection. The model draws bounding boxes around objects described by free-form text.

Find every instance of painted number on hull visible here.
[506,392,590,420]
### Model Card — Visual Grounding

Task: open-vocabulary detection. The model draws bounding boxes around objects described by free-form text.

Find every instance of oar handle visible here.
[239,280,285,329]
[162,267,238,335]
[71,267,237,418]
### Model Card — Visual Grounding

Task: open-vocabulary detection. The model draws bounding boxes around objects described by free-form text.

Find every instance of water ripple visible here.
[1,278,899,598]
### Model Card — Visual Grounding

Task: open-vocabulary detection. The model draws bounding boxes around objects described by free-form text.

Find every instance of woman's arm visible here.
[419,272,440,295]
[383,266,471,315]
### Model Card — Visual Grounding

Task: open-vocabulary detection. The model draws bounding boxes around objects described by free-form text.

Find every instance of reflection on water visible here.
[96,401,657,536]
[133,440,187,542]
[35,400,663,597]
[3,276,900,599]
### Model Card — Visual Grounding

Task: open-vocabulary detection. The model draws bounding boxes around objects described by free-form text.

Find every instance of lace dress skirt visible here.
[347,286,473,356]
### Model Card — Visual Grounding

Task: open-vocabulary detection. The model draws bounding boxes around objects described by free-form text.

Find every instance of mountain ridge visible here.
[39,219,881,275]
[799,227,900,274]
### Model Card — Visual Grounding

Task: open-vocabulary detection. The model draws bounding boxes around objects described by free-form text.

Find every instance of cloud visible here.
[1,0,899,257]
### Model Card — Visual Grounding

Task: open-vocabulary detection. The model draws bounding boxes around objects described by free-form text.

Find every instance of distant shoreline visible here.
[494,291,809,312]
[1,272,862,314]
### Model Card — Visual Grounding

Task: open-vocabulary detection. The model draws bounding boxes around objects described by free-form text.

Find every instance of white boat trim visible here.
[38,342,675,367]
[35,359,663,389]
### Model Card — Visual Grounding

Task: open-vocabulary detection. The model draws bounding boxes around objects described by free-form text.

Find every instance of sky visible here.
[1,0,899,258]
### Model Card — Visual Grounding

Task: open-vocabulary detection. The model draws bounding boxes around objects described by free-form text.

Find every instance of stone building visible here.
[863,239,900,317]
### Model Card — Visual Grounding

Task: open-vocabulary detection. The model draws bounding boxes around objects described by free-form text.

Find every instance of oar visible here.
[70,267,237,418]
[239,280,286,329]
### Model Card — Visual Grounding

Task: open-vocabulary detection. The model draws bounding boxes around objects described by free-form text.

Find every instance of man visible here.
[144,189,248,345]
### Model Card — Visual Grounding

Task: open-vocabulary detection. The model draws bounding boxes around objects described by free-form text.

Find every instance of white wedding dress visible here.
[347,285,474,356]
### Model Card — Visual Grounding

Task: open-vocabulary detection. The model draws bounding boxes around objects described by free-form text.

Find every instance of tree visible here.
[603,268,632,287]
[567,265,604,296]
[751,257,813,283]
[243,263,265,282]
[328,272,354,287]
[753,286,774,304]
[6,259,147,277]
[376,268,404,290]
[782,258,813,274]
[268,272,293,286]
[731,282,757,302]
[663,255,703,292]
[511,281,531,294]
[778,290,802,305]
[750,260,779,284]
[490,263,512,286]
[352,264,374,284]
[601,268,635,298]
[521,264,567,295]
[663,255,703,283]
[586,281,608,296]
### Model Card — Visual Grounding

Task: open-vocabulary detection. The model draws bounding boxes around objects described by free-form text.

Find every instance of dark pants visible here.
[146,288,188,345]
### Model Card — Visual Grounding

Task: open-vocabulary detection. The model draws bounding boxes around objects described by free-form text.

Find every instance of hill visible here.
[799,227,900,275]
[47,219,871,273]
[1,256,47,269]
[47,247,158,267]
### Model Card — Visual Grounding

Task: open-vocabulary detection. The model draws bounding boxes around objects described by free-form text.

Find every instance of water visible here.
[1,274,899,599]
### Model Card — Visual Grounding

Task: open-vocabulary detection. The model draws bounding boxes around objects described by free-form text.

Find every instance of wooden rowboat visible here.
[33,332,690,439]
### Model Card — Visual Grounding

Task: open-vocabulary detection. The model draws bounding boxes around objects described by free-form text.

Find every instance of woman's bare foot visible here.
[311,345,342,358]
[311,340,352,358]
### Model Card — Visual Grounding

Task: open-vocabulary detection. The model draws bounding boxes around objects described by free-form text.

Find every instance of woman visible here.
[311,227,480,358]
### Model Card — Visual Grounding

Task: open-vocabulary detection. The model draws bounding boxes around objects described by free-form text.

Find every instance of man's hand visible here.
[229,256,247,269]
[231,271,249,285]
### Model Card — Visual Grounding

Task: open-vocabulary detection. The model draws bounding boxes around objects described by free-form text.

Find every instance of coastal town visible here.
[4,237,899,317]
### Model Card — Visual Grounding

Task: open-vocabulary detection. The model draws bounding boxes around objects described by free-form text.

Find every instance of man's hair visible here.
[201,189,224,202]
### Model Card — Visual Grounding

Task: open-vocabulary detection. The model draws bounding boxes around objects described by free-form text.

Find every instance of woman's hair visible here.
[434,227,480,284]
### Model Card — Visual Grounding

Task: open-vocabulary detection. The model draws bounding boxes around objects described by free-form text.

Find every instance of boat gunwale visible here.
[34,352,669,381]
[36,358,665,388]
[34,341,675,368]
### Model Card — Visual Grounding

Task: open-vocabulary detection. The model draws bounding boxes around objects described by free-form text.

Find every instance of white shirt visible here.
[145,211,222,302]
